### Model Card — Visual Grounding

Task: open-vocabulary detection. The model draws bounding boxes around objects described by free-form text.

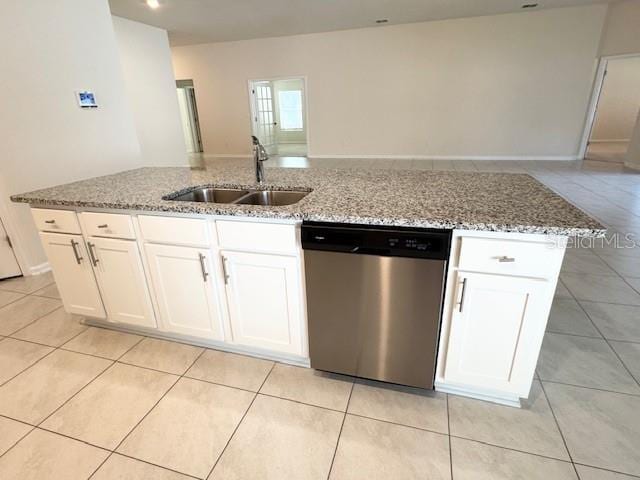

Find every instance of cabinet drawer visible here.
[32,208,81,234]
[80,212,135,239]
[138,215,209,247]
[458,237,558,279]
[217,220,297,254]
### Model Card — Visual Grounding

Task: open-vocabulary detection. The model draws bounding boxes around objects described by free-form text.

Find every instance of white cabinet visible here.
[221,251,304,356]
[87,237,156,328]
[443,272,548,396]
[39,232,106,318]
[144,243,224,340]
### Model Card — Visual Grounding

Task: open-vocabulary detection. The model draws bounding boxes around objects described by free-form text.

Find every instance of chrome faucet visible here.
[252,136,269,183]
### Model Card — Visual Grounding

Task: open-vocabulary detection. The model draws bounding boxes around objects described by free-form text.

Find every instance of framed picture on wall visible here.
[75,91,98,108]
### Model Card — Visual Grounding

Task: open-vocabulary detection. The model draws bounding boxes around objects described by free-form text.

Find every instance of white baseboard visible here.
[29,262,51,275]
[435,382,522,407]
[624,161,640,171]
[589,139,630,143]
[83,317,311,367]
[202,153,252,158]
[309,154,581,161]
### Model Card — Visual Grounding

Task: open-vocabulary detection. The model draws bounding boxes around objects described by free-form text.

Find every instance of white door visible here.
[39,232,106,318]
[251,81,276,152]
[444,271,548,396]
[0,218,21,279]
[88,237,156,328]
[222,251,303,355]
[144,243,223,340]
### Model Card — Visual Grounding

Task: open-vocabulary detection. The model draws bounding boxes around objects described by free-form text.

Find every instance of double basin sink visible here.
[164,187,309,206]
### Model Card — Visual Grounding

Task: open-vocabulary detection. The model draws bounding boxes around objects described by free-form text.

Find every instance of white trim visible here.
[579,53,640,160]
[309,154,581,161]
[588,138,630,143]
[435,382,521,408]
[201,153,252,158]
[625,161,640,171]
[83,314,310,367]
[29,261,51,275]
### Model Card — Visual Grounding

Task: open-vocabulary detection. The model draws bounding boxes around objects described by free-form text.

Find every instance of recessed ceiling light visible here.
[521,3,539,8]
[146,0,160,9]
[375,19,388,24]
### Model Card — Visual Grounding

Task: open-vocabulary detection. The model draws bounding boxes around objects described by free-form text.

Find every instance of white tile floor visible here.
[1,158,640,479]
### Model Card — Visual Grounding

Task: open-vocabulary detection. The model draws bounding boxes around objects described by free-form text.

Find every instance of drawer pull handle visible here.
[44,220,56,224]
[198,253,209,282]
[97,224,108,228]
[70,239,83,264]
[497,256,515,263]
[456,278,467,313]
[87,242,99,267]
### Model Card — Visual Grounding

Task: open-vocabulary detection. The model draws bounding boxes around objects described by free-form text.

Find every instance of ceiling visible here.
[109,0,610,46]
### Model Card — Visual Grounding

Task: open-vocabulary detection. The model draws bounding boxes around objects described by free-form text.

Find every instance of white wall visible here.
[591,56,640,141]
[598,0,640,57]
[113,16,187,166]
[172,5,607,159]
[0,0,145,272]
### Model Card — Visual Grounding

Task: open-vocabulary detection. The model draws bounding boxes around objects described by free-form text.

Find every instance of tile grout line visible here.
[590,247,640,297]
[538,274,640,394]
[537,380,580,479]
[446,394,453,480]
[87,346,206,479]
[205,362,277,479]
[572,298,640,391]
[0,318,92,389]
[0,301,63,341]
[325,380,354,480]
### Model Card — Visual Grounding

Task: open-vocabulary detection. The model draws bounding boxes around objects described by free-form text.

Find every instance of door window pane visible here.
[278,90,303,130]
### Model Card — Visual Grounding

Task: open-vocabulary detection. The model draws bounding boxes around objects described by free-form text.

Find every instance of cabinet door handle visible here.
[70,239,83,264]
[97,224,108,229]
[456,278,467,313]
[497,255,515,263]
[221,256,230,284]
[198,253,209,282]
[44,219,56,224]
[87,242,99,267]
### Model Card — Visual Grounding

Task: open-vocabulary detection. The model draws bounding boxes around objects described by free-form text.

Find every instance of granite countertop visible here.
[11,159,605,237]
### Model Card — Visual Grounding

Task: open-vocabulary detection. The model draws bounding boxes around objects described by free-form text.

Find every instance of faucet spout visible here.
[252,136,269,183]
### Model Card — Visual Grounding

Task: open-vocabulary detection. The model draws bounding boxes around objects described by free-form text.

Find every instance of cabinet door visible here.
[88,237,156,328]
[443,271,548,396]
[39,232,106,318]
[222,251,303,355]
[144,243,223,340]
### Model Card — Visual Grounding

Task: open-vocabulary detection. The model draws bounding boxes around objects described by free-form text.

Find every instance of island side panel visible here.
[435,229,566,407]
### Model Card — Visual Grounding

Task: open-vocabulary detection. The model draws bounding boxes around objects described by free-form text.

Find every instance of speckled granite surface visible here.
[11,160,605,237]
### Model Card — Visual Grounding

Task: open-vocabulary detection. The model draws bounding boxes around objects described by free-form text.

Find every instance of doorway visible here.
[249,77,308,157]
[176,79,204,154]
[0,217,21,280]
[582,55,640,163]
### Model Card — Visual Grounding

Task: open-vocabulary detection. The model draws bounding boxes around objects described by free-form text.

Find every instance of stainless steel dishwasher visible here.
[302,222,451,389]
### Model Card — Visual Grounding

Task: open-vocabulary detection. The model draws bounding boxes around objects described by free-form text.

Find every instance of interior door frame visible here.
[578,53,640,160]
[0,182,26,276]
[247,76,310,155]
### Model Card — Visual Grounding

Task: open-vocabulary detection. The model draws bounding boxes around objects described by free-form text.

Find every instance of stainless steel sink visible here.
[164,186,309,206]
[166,187,249,203]
[234,190,309,206]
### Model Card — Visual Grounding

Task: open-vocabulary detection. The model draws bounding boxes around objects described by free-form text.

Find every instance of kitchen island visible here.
[12,160,604,406]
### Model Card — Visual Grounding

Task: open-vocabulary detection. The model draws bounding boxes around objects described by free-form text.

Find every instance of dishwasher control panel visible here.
[302,222,451,260]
